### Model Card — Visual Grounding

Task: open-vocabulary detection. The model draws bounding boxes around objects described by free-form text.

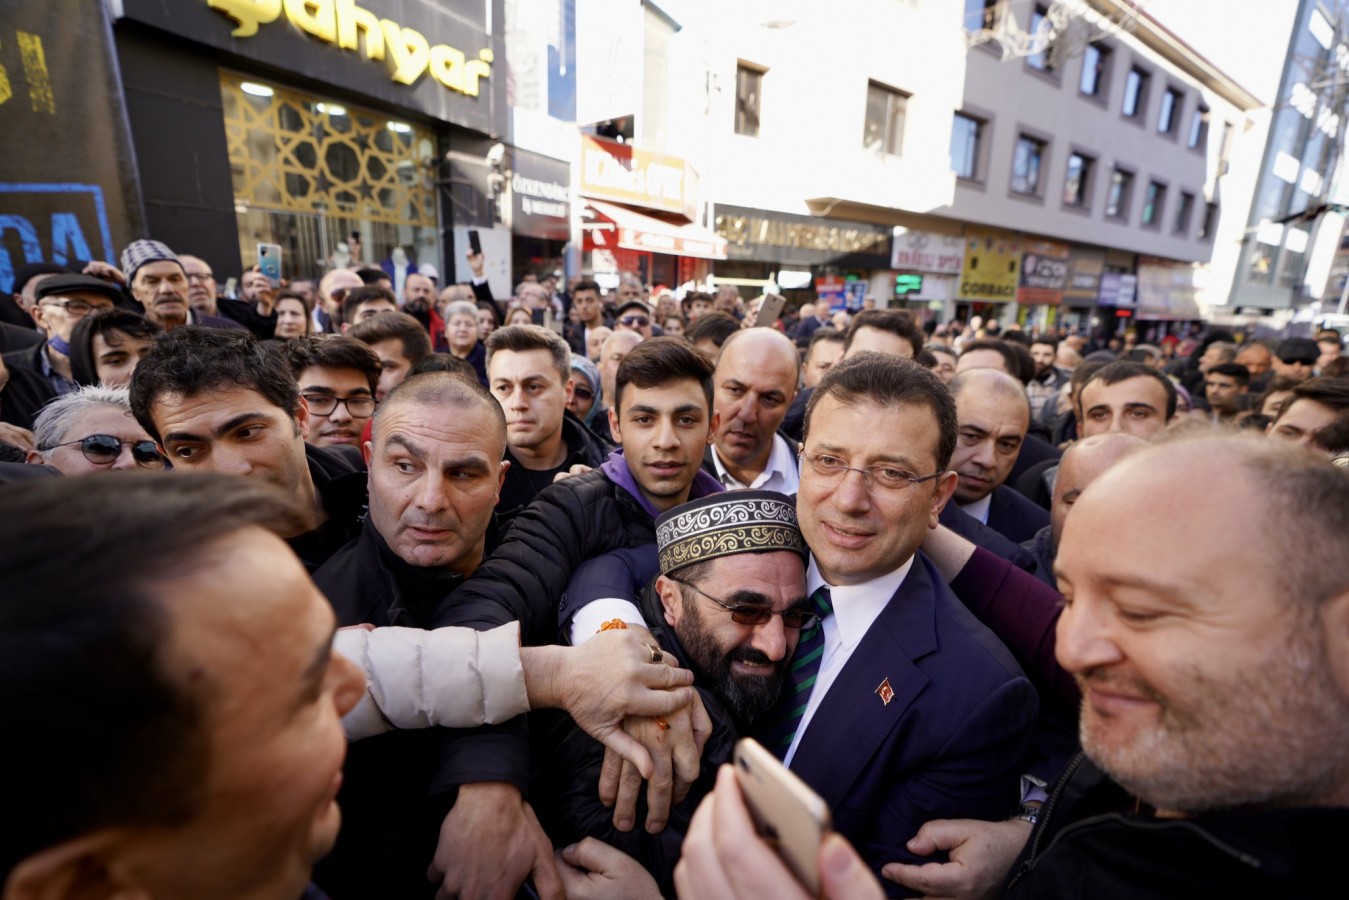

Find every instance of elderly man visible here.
[26,385,167,475]
[1,274,121,429]
[594,329,643,440]
[1021,433,1147,587]
[536,490,811,895]
[130,327,368,571]
[704,329,801,493]
[315,267,363,333]
[112,240,243,332]
[948,369,1049,544]
[180,254,278,339]
[486,324,612,523]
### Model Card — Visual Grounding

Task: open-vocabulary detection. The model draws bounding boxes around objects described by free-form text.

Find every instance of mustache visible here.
[729,647,778,670]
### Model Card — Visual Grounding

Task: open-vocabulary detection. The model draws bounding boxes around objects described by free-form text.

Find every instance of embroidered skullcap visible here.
[120,239,181,283]
[655,489,805,576]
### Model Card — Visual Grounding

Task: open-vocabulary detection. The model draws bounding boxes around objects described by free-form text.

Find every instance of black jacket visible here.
[1003,754,1349,900]
[496,411,614,528]
[215,297,278,339]
[984,485,1051,545]
[1,342,62,430]
[939,502,1039,573]
[0,322,41,354]
[286,443,368,572]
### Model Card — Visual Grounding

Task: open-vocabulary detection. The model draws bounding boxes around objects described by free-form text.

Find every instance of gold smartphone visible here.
[734,738,832,895]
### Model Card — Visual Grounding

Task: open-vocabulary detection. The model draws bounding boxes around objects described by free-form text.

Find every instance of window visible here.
[1174,191,1196,234]
[1142,181,1166,226]
[1106,168,1134,218]
[1123,67,1149,118]
[1199,201,1219,240]
[1188,106,1210,148]
[1080,43,1110,97]
[1158,87,1182,134]
[735,64,763,137]
[1063,152,1093,206]
[950,113,984,179]
[1027,5,1055,72]
[1012,135,1047,195]
[964,0,999,31]
[863,82,908,156]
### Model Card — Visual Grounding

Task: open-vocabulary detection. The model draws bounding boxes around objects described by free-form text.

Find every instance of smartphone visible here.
[468,228,483,255]
[734,738,832,895]
[755,293,787,328]
[257,242,282,286]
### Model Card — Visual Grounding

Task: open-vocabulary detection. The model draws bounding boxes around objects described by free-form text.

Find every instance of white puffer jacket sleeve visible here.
[333,622,530,742]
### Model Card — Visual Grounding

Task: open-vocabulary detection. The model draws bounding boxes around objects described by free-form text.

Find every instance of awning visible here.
[584,199,728,260]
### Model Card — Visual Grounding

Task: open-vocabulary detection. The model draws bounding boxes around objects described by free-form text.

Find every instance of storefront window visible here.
[220,72,441,284]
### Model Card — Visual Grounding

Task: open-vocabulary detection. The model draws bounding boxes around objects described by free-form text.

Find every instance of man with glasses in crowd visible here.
[180,253,277,339]
[614,299,654,340]
[1,273,121,429]
[26,385,166,476]
[315,268,363,333]
[282,336,382,450]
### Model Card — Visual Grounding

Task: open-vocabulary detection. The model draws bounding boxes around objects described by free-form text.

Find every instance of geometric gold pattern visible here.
[220,71,436,228]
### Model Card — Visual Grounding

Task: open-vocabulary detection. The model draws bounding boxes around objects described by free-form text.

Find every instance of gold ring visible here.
[650,645,663,664]
[654,717,670,730]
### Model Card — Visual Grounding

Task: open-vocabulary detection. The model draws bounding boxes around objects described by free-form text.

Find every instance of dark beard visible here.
[676,598,787,728]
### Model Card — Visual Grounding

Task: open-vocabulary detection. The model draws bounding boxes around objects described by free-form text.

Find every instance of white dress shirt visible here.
[959,492,992,525]
[711,432,800,494]
[783,554,915,766]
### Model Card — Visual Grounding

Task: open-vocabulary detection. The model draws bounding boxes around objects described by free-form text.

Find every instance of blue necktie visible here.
[761,586,833,759]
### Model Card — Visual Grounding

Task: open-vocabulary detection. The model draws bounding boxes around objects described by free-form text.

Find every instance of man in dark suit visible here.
[776,352,1037,890]
[947,368,1049,544]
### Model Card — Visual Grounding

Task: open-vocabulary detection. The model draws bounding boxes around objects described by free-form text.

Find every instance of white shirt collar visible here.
[960,492,992,524]
[805,553,915,651]
[712,432,797,491]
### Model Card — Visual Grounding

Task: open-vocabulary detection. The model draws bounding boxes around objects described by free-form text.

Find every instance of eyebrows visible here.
[162,411,275,445]
[626,402,705,418]
[809,439,927,470]
[382,433,493,474]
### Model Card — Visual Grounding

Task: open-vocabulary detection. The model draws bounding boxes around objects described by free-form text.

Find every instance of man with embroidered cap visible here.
[535,489,812,895]
[91,239,243,332]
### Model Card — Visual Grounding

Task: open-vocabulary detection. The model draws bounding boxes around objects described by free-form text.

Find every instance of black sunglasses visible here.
[670,577,817,630]
[51,434,165,468]
[619,315,650,328]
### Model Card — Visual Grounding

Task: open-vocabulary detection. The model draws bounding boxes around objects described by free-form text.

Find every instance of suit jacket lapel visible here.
[789,555,942,808]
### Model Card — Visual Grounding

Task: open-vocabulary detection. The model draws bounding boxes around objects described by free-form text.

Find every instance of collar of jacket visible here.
[600,448,724,520]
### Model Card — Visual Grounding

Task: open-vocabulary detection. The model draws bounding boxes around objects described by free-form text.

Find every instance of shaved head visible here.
[1051,432,1148,548]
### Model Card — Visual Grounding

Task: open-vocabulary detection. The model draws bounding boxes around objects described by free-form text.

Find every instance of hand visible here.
[552,630,697,775]
[0,422,37,454]
[428,782,562,900]
[467,249,486,278]
[82,260,127,286]
[674,765,883,900]
[598,692,711,834]
[552,463,593,483]
[881,818,1031,900]
[554,838,661,900]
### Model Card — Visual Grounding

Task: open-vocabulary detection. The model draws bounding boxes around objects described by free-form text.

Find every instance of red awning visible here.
[584,199,728,260]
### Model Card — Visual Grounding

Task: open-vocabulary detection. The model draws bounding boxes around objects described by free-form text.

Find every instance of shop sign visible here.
[1016,239,1070,306]
[958,228,1021,302]
[1136,257,1199,318]
[714,205,892,267]
[817,275,846,311]
[206,0,493,94]
[1063,247,1105,305]
[890,229,964,274]
[579,135,696,219]
[510,149,570,241]
[1098,272,1138,308]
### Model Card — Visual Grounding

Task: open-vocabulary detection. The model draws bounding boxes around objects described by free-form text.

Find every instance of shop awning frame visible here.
[583,199,728,261]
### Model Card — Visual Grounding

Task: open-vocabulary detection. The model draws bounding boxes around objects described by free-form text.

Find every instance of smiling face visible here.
[609,379,716,513]
[297,366,375,448]
[1054,450,1349,814]
[797,395,956,586]
[364,397,506,571]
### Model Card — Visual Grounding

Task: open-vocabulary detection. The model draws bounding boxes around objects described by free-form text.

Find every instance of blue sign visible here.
[0,183,114,294]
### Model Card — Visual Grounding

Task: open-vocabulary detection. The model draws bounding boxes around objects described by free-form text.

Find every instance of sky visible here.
[1144,0,1301,105]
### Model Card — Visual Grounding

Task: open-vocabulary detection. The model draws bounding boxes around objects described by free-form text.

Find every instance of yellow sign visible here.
[207,0,492,95]
[959,228,1021,302]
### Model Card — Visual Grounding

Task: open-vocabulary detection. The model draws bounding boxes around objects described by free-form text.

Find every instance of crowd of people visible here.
[1,240,1347,900]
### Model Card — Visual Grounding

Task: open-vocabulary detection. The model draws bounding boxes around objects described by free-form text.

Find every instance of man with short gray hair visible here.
[27,385,165,476]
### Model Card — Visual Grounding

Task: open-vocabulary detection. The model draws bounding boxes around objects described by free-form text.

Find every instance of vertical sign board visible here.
[958,228,1021,302]
[0,0,142,292]
[1016,239,1070,306]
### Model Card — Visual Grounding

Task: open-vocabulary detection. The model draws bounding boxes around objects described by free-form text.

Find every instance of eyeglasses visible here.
[799,452,944,492]
[303,393,377,417]
[619,315,650,328]
[670,577,817,631]
[50,434,165,468]
[186,272,215,282]
[39,299,112,317]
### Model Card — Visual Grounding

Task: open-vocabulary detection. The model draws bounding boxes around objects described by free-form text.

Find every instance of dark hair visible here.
[1030,334,1059,352]
[684,311,741,348]
[842,309,924,356]
[341,285,398,323]
[355,266,390,286]
[1280,376,1349,421]
[1253,375,1299,416]
[0,473,312,883]
[273,288,312,313]
[572,280,601,296]
[407,353,479,380]
[804,351,959,469]
[681,291,715,313]
[281,334,382,394]
[614,336,714,414]
[915,349,938,369]
[956,339,1021,379]
[1000,330,1032,348]
[69,308,163,386]
[486,323,571,383]
[1004,341,1035,384]
[1070,358,1110,394]
[1208,361,1251,387]
[130,327,299,442]
[1083,360,1179,420]
[349,310,433,365]
[928,343,957,361]
[1323,356,1349,378]
[807,327,845,353]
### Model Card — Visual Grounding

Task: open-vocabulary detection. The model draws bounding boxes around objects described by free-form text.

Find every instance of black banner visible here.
[0,0,143,293]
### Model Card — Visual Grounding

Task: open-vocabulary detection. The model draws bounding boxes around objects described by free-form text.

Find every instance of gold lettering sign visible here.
[207,0,492,95]
[714,214,888,256]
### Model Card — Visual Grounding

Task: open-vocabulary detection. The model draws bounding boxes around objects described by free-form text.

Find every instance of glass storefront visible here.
[219,72,442,283]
